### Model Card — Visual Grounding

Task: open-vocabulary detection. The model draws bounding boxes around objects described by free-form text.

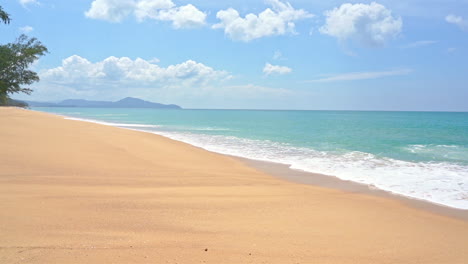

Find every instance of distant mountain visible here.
[24,97,182,109]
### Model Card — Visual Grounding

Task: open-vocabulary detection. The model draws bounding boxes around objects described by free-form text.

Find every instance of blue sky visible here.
[1,0,468,110]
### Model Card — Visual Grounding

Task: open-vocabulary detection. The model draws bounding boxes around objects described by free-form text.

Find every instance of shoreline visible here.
[237,157,468,221]
[31,107,468,218]
[3,107,468,263]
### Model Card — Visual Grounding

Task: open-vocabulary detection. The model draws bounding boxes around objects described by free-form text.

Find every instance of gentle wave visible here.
[65,118,231,131]
[169,126,233,132]
[92,114,129,117]
[64,117,160,128]
[188,127,233,131]
[153,131,468,210]
[62,116,468,210]
[403,144,468,162]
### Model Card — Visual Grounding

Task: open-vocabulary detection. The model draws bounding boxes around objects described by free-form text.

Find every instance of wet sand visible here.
[239,157,468,221]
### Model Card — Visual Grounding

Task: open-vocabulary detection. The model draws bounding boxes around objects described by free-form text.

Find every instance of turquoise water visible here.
[34,107,468,209]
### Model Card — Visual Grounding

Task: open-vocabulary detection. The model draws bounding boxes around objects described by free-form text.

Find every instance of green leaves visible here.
[0,5,48,105]
[0,35,48,98]
[0,6,10,24]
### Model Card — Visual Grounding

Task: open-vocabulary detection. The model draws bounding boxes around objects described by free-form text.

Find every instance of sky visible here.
[1,0,468,110]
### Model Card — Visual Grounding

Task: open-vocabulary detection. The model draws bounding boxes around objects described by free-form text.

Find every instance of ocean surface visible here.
[34,107,468,209]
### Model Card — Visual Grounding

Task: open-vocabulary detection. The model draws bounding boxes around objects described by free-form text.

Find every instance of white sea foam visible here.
[170,126,233,132]
[153,131,468,210]
[64,117,160,128]
[403,144,468,162]
[62,116,468,210]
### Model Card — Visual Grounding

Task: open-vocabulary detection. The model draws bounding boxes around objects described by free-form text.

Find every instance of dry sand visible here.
[1,107,467,264]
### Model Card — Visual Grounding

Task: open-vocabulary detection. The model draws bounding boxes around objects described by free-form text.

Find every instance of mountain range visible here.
[23,97,182,109]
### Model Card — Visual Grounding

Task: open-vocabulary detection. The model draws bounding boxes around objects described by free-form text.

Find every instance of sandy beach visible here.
[1,107,467,264]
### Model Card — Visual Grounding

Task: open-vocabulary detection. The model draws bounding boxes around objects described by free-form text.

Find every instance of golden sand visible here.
[1,107,467,263]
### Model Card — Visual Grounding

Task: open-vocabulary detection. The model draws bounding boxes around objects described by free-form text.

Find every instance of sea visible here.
[33,107,468,210]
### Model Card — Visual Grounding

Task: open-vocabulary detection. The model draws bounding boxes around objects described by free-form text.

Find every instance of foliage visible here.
[0,98,28,107]
[0,5,48,105]
[0,35,48,104]
[0,6,10,24]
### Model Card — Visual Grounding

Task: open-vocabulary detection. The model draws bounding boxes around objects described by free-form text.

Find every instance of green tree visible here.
[0,6,10,24]
[0,5,48,105]
[0,35,48,104]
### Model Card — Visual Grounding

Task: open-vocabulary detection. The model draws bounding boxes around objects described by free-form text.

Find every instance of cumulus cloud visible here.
[320,2,402,47]
[152,4,206,28]
[306,69,412,82]
[41,55,229,89]
[135,0,175,19]
[148,57,160,63]
[85,0,206,28]
[85,0,135,23]
[19,25,34,33]
[134,0,175,21]
[29,55,290,107]
[446,14,468,31]
[263,63,292,75]
[213,0,313,42]
[35,55,231,104]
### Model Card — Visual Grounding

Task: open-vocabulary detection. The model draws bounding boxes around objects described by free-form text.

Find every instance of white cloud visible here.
[320,2,402,47]
[134,0,176,21]
[307,69,412,82]
[148,57,160,63]
[213,0,313,42]
[85,0,206,28]
[36,55,232,104]
[263,63,292,75]
[446,14,468,31]
[41,55,230,88]
[19,0,39,7]
[154,4,206,28]
[30,55,290,107]
[19,25,34,33]
[401,40,437,49]
[85,0,135,23]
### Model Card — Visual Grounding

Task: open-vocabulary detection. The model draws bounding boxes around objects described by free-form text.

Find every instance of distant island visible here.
[22,97,182,109]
